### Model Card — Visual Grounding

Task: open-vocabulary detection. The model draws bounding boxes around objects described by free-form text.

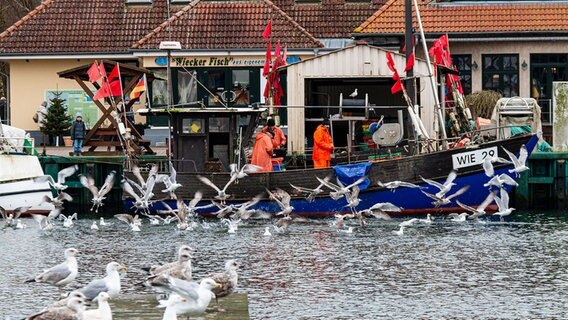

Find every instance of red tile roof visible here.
[134,0,323,49]
[356,0,568,35]
[0,0,386,55]
[0,0,170,54]
[274,0,387,38]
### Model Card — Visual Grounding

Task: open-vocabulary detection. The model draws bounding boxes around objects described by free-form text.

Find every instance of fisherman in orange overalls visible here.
[251,128,274,172]
[266,118,287,148]
[312,118,334,168]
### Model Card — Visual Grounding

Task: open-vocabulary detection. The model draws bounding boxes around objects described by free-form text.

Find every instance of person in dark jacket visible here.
[70,113,87,155]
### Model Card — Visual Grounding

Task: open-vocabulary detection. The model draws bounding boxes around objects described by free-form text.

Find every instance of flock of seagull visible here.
[1,143,529,236]
[19,244,239,320]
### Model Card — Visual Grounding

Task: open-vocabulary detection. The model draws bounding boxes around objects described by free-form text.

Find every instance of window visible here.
[482,54,519,97]
[150,69,167,106]
[182,118,204,134]
[451,54,472,95]
[530,54,568,124]
[177,69,198,106]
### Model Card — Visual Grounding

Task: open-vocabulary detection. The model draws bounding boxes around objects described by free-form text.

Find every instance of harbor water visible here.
[1,210,567,319]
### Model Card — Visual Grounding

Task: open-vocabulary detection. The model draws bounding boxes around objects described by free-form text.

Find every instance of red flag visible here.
[262,19,272,41]
[275,42,281,58]
[404,52,415,72]
[438,34,448,48]
[386,52,396,73]
[107,65,119,82]
[93,80,121,100]
[263,42,272,77]
[87,62,101,83]
[391,79,403,94]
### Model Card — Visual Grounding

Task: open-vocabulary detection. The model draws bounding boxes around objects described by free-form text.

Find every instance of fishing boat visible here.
[0,123,54,214]
[126,101,539,217]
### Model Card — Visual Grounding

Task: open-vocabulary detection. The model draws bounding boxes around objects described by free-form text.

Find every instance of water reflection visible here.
[1,211,567,319]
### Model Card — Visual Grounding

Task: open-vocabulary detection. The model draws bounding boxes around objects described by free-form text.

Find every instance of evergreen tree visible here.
[41,91,72,139]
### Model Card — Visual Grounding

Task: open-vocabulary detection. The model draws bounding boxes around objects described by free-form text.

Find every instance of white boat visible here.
[0,123,54,214]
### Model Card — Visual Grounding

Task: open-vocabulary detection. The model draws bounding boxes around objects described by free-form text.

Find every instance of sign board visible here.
[451,146,497,169]
[552,82,568,151]
[144,55,306,68]
[45,90,99,129]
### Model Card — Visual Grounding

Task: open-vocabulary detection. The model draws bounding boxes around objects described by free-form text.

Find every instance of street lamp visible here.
[159,41,181,163]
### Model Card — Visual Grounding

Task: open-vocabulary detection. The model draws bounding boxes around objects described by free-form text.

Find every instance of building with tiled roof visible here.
[354,0,568,141]
[0,0,382,134]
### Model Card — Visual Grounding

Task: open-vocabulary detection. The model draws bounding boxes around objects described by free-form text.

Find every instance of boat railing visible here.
[0,136,36,155]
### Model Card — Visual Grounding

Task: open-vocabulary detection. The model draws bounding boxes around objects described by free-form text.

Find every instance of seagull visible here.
[344,185,361,214]
[392,225,405,236]
[421,185,470,207]
[273,214,309,232]
[146,245,193,278]
[448,212,468,222]
[47,290,88,309]
[16,219,27,229]
[33,165,79,191]
[1,205,30,227]
[60,213,78,228]
[82,292,112,320]
[198,175,234,203]
[25,296,87,320]
[114,214,141,232]
[147,252,193,289]
[41,192,73,208]
[265,188,294,216]
[209,259,240,312]
[482,157,495,178]
[457,191,497,220]
[264,226,272,236]
[121,177,155,212]
[338,226,354,234]
[230,163,262,183]
[25,248,79,296]
[157,277,220,316]
[502,144,529,176]
[99,217,109,226]
[361,202,399,221]
[420,170,457,199]
[91,221,99,230]
[221,218,241,234]
[349,88,358,98]
[31,213,55,231]
[399,218,419,227]
[318,176,367,200]
[420,213,433,224]
[79,262,127,300]
[483,173,519,189]
[493,188,515,222]
[377,180,423,192]
[79,170,116,212]
[289,176,330,202]
[159,161,182,199]
[159,293,188,320]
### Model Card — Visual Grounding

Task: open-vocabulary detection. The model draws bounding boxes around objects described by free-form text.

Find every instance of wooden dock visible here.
[109,293,249,319]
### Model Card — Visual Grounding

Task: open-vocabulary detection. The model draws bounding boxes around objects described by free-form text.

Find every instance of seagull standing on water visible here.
[79,261,127,300]
[26,248,79,296]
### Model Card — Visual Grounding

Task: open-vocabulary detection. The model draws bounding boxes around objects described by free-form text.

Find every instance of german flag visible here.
[130,75,146,99]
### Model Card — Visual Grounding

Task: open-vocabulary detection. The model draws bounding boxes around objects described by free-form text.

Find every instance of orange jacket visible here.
[312,124,333,161]
[251,131,274,172]
[272,126,287,148]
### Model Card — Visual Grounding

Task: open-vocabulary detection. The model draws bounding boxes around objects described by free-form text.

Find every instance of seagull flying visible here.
[502,144,529,176]
[198,175,234,203]
[114,214,141,232]
[377,180,423,192]
[0,205,30,227]
[493,188,515,222]
[34,165,79,191]
[420,170,457,199]
[79,170,116,212]
[421,185,470,207]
